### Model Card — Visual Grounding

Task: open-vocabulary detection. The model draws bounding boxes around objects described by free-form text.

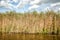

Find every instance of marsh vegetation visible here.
[0,10,60,40]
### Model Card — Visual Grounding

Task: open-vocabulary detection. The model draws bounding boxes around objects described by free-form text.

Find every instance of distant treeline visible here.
[0,10,60,34]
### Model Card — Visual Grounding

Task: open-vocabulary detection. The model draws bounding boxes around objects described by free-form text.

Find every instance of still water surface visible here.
[0,33,60,40]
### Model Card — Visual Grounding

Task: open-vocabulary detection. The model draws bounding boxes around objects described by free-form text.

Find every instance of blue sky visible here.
[0,0,60,13]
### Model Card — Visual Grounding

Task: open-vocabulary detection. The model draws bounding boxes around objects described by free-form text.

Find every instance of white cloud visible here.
[30,0,41,5]
[51,2,60,7]
[13,0,18,3]
[0,0,42,9]
[44,2,60,11]
[0,1,11,9]
[28,5,40,10]
[29,0,60,11]
[0,0,19,9]
[9,0,42,9]
[27,0,42,11]
[2,0,18,2]
[16,1,26,8]
[59,8,60,10]
[0,0,60,12]
[16,0,32,8]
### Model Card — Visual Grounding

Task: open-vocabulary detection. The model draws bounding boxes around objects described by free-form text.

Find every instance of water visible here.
[0,32,60,40]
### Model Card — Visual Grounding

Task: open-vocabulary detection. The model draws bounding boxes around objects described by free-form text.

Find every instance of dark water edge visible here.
[0,32,60,40]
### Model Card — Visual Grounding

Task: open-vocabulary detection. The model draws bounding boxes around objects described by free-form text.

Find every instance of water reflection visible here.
[0,32,60,40]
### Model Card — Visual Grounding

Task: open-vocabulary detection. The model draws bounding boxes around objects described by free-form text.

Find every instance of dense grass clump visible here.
[0,10,60,34]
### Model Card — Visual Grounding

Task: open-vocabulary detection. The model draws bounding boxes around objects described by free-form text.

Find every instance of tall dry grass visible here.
[0,11,60,34]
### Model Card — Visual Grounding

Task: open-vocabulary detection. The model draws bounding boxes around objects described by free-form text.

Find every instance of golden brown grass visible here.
[0,11,60,34]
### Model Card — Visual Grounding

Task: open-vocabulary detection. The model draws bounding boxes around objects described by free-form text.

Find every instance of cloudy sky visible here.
[0,0,60,12]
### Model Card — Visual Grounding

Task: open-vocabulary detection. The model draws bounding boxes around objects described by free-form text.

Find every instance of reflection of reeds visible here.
[0,33,59,40]
[0,10,60,34]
